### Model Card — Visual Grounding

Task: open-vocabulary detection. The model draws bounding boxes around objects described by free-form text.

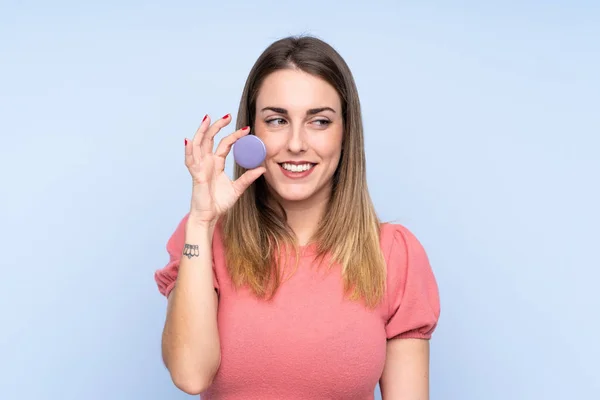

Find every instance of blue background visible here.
[1,1,598,399]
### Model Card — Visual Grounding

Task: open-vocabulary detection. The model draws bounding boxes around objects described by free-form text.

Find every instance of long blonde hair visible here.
[222,36,386,308]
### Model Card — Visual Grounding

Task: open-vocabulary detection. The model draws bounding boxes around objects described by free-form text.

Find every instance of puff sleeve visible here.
[154,213,219,298]
[384,224,440,340]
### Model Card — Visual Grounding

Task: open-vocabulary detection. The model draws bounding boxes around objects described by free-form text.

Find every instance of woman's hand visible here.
[184,114,265,227]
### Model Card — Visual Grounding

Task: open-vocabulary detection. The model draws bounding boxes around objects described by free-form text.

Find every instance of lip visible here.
[278,160,315,165]
[278,161,317,179]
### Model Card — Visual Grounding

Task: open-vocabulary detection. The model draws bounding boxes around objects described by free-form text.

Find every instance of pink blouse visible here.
[155,214,440,399]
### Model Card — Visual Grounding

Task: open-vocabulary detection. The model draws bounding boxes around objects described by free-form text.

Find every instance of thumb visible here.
[232,167,266,195]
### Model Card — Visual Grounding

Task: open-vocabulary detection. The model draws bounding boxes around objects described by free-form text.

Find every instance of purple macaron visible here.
[233,135,267,169]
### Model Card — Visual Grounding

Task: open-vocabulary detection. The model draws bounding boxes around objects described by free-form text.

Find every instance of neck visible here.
[271,185,332,246]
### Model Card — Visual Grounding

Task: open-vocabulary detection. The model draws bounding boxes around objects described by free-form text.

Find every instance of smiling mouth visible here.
[278,162,317,173]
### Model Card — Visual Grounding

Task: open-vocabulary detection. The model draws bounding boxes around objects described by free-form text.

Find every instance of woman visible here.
[154,35,440,399]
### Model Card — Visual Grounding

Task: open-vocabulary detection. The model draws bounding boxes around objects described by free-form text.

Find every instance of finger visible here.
[232,167,266,196]
[192,114,211,162]
[214,125,251,159]
[200,113,232,156]
[184,137,193,167]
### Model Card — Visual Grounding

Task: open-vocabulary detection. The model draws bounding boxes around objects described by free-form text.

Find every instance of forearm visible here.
[161,220,220,394]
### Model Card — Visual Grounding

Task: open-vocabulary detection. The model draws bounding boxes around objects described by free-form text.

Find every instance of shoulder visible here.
[379,222,429,272]
[379,222,441,339]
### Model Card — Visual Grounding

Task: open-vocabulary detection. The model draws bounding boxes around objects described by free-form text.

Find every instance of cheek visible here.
[317,134,343,162]
[256,132,285,159]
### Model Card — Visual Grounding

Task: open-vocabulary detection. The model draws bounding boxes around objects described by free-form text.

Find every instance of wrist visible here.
[186,215,217,235]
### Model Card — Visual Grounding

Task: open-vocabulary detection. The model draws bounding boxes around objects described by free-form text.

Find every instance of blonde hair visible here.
[222,36,386,308]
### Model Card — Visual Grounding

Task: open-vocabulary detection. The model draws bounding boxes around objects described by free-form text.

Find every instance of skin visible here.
[380,338,431,399]
[162,68,431,398]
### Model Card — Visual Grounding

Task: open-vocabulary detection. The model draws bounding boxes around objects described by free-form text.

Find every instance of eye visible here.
[312,119,331,127]
[265,117,287,126]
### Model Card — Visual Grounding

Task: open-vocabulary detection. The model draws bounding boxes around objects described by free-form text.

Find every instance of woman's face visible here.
[254,69,344,205]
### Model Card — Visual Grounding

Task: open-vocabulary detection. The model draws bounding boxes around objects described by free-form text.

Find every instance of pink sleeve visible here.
[154,213,219,298]
[384,225,440,340]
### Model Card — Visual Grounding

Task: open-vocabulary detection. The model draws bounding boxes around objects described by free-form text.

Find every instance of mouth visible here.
[277,162,317,178]
[279,162,316,172]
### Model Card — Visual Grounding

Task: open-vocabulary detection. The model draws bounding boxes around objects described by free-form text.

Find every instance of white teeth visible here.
[281,163,313,172]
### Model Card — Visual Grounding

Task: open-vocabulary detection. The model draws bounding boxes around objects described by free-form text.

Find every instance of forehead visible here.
[256,69,341,111]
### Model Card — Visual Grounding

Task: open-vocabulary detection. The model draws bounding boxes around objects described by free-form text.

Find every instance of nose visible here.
[287,124,307,154]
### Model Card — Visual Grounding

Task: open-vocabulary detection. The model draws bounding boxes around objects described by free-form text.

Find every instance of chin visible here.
[263,167,331,204]
[271,185,317,203]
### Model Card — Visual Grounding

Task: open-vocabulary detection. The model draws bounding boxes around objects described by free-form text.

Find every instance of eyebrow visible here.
[260,106,336,115]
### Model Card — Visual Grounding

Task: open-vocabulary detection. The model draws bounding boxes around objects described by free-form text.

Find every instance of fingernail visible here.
[185,138,188,145]
[242,126,250,130]
[202,114,208,122]
[222,113,230,119]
